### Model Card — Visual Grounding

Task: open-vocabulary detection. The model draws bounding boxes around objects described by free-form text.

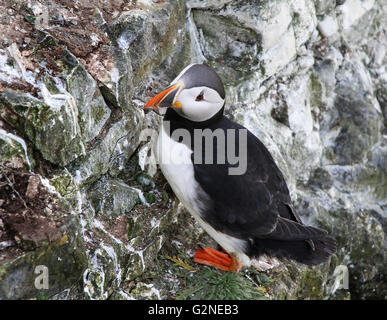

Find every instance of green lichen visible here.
[50,170,78,197]
[92,104,108,123]
[127,217,142,240]
[297,268,326,299]
[40,74,61,95]
[0,139,28,167]
[267,262,329,300]
[130,282,160,300]
[310,73,324,110]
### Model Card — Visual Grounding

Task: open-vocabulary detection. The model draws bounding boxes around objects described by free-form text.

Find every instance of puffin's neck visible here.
[163,107,225,132]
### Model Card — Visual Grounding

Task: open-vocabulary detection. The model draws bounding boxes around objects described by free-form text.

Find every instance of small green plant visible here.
[6,58,14,67]
[162,246,273,300]
[144,192,156,204]
[176,267,268,300]
[36,292,49,300]
[24,15,36,25]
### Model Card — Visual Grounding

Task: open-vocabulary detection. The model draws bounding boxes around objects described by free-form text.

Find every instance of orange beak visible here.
[144,83,182,109]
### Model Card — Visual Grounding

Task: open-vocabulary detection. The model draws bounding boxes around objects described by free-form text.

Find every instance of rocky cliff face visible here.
[0,0,385,300]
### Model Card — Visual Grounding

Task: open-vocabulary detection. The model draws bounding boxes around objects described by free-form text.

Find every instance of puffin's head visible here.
[144,64,225,122]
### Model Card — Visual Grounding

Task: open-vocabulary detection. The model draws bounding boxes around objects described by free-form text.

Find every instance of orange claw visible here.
[193,247,242,272]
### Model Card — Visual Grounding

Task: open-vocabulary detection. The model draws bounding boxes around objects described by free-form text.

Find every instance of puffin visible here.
[144,63,336,272]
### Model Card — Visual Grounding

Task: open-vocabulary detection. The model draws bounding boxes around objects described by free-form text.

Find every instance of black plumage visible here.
[164,107,336,265]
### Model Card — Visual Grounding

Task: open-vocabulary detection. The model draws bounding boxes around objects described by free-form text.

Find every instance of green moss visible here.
[144,192,156,204]
[6,58,14,66]
[36,292,49,300]
[0,140,25,164]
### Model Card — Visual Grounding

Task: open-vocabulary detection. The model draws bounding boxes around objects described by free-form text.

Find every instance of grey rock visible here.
[63,50,111,143]
[332,58,382,165]
[68,112,143,186]
[88,177,139,218]
[313,0,336,16]
[0,199,87,300]
[191,0,298,82]
[0,90,85,166]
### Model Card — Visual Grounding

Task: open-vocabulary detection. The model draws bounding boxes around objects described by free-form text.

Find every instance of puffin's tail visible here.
[250,219,336,265]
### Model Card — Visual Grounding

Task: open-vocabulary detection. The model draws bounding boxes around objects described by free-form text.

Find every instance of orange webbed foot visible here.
[193,247,242,272]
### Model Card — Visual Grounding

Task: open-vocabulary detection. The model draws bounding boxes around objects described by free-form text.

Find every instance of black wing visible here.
[192,117,323,241]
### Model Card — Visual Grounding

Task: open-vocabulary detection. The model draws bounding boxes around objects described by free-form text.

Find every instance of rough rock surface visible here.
[0,0,385,300]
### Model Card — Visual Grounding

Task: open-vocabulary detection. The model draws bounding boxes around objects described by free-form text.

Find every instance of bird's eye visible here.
[195,91,204,101]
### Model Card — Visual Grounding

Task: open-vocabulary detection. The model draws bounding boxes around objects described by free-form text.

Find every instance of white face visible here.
[174,86,225,122]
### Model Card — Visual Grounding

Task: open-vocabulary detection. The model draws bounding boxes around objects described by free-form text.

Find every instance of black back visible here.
[164,108,295,239]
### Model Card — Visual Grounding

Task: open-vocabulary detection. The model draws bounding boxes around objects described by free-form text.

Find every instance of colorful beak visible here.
[144,82,182,109]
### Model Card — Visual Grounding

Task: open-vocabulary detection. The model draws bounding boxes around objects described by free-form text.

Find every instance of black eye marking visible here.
[195,90,204,101]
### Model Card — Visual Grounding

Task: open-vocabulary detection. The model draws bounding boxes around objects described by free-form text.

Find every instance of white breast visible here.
[156,122,250,266]
[156,123,203,214]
